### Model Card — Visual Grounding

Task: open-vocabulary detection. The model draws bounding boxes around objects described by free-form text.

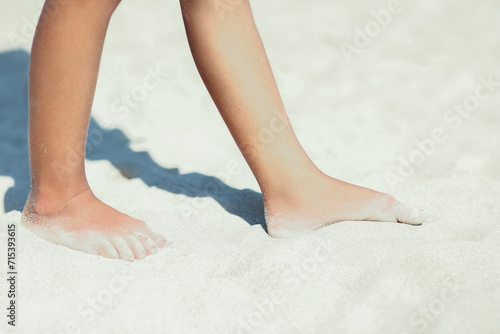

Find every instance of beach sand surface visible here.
[1,0,499,333]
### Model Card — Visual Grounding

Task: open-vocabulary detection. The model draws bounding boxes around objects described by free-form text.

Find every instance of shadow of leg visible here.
[87,119,266,227]
[0,50,30,212]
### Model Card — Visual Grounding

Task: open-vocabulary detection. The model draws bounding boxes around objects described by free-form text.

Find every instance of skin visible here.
[22,0,424,260]
[23,0,167,261]
[179,1,424,237]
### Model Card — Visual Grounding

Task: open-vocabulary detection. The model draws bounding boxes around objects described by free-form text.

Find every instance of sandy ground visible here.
[1,0,500,333]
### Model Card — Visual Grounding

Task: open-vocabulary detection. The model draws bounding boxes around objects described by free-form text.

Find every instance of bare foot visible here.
[21,188,168,261]
[264,172,425,238]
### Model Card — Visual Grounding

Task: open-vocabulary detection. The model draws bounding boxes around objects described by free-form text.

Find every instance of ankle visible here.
[24,185,91,216]
[262,166,325,212]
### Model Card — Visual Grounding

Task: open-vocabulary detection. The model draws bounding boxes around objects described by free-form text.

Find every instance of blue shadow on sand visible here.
[0,49,265,227]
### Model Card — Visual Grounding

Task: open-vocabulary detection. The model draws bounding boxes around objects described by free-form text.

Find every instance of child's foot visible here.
[264,171,425,238]
[21,188,168,261]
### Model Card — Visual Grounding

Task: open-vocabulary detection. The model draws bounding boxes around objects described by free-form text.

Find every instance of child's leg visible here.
[180,0,424,237]
[22,0,166,260]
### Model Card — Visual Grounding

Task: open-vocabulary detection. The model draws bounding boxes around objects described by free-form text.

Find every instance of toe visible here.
[97,240,120,260]
[135,233,159,255]
[124,235,148,260]
[394,202,426,225]
[110,237,135,262]
[144,229,169,248]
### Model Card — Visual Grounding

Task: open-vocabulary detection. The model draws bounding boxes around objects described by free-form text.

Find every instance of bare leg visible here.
[22,0,167,260]
[180,0,424,237]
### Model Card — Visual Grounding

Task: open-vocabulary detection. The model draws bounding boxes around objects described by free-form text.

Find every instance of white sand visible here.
[1,0,499,333]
